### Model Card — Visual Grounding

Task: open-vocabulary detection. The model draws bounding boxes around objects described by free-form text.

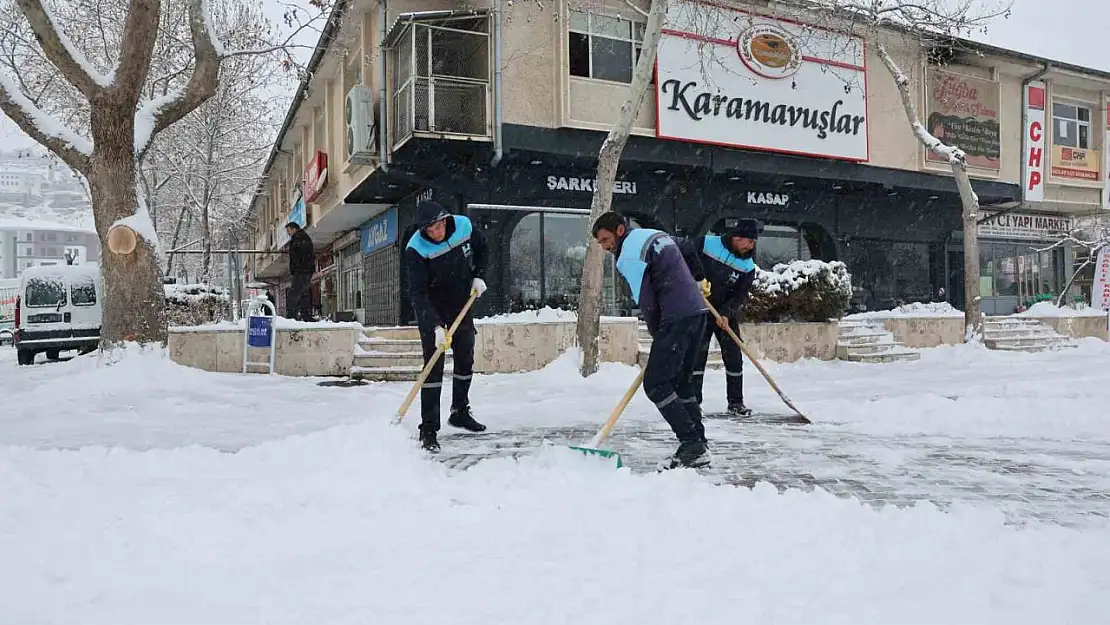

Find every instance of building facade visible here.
[0,219,101,280]
[246,0,1110,323]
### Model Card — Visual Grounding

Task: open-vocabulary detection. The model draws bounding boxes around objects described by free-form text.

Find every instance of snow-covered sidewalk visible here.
[2,342,1109,623]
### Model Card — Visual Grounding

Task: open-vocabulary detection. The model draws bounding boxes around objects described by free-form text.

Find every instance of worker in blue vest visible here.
[687,218,761,416]
[591,211,712,470]
[405,201,489,452]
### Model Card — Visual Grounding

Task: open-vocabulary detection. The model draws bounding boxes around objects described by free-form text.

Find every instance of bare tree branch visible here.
[111,0,162,103]
[12,0,110,96]
[0,71,91,172]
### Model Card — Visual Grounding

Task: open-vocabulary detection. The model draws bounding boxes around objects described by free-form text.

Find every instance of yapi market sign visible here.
[656,1,868,161]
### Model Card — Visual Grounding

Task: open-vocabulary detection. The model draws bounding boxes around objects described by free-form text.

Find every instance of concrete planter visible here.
[876,317,965,348]
[473,318,639,373]
[169,323,359,376]
[736,321,839,362]
[1024,315,1109,341]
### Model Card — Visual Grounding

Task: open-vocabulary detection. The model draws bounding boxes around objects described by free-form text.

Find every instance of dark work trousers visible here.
[418,316,476,432]
[289,274,314,321]
[642,313,707,443]
[692,313,745,406]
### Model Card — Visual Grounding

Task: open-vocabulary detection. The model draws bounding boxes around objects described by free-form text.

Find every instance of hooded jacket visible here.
[679,219,760,319]
[405,201,488,328]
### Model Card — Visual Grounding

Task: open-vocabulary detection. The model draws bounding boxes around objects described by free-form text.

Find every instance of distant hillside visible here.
[0,148,95,231]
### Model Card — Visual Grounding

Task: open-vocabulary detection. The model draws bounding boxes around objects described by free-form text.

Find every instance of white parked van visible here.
[13,264,102,365]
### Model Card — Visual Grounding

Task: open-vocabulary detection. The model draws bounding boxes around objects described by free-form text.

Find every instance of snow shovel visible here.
[569,367,645,468]
[702,296,811,424]
[393,290,480,425]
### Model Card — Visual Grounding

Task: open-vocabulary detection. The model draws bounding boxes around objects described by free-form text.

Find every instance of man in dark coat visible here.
[684,218,760,416]
[285,222,316,321]
[405,201,489,452]
[591,211,712,470]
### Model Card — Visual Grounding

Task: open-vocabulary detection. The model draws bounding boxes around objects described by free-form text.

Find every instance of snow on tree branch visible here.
[0,68,91,172]
[874,41,966,167]
[135,87,186,156]
[114,181,164,256]
[13,0,114,95]
[112,0,164,98]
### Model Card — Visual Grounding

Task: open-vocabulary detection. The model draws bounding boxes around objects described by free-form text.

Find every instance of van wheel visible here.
[16,349,35,366]
[46,349,60,360]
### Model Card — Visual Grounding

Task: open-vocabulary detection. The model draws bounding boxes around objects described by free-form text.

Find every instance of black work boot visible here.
[448,405,487,432]
[418,426,440,453]
[658,439,712,471]
[728,401,753,417]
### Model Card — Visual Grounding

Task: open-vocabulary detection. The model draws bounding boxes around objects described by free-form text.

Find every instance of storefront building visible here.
[246,0,1110,324]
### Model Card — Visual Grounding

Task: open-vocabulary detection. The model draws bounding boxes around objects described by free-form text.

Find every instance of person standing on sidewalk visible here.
[405,201,489,452]
[685,219,760,416]
[591,211,712,470]
[285,222,316,321]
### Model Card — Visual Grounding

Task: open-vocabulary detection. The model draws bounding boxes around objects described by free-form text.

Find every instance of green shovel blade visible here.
[568,445,623,469]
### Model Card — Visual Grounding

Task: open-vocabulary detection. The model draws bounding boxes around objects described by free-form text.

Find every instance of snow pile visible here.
[846,302,965,319]
[1017,301,1108,317]
[2,346,1110,621]
[475,306,633,325]
[163,283,229,304]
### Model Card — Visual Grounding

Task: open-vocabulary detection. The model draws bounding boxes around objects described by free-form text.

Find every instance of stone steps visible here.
[352,326,440,381]
[982,317,1077,352]
[836,321,921,363]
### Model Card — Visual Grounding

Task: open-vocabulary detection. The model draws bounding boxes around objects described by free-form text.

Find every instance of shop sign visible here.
[545,175,637,195]
[303,151,329,203]
[273,192,307,250]
[1092,246,1110,311]
[924,69,1000,171]
[656,1,868,161]
[747,192,789,206]
[360,207,398,256]
[978,211,1071,241]
[1022,81,1047,202]
[1051,144,1101,181]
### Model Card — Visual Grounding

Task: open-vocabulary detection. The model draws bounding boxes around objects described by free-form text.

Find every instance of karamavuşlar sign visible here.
[655,1,868,161]
[924,68,1001,171]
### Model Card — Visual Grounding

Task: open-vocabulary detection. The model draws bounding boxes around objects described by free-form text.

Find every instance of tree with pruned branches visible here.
[0,0,327,347]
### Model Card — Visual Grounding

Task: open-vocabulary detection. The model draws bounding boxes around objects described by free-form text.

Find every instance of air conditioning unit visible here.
[345,85,378,165]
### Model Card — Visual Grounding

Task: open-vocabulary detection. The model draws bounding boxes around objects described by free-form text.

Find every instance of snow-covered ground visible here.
[2,341,1109,623]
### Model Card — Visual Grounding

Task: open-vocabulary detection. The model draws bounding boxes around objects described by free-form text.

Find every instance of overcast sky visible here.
[2,0,1107,150]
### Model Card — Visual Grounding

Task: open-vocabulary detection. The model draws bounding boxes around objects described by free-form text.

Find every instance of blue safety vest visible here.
[616,228,674,304]
[406,215,474,259]
[702,234,755,274]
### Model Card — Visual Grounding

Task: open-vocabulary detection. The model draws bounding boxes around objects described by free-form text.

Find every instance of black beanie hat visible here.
[726,218,762,240]
[416,200,451,229]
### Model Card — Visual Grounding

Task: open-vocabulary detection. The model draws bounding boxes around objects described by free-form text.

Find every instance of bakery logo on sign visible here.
[747,192,789,205]
[546,176,637,194]
[737,24,803,79]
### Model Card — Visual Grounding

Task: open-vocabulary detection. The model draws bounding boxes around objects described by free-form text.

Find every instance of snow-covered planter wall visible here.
[1018,303,1109,341]
[168,319,361,376]
[846,303,965,348]
[164,283,231,327]
[742,261,852,323]
[473,308,640,371]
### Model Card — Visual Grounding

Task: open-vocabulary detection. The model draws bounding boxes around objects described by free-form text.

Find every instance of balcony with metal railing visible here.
[389,13,492,150]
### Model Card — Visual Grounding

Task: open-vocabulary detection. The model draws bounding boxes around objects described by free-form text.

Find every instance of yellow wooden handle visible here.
[589,367,645,448]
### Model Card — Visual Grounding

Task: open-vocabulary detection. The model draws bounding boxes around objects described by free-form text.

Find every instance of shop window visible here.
[1053,102,1091,150]
[568,10,649,85]
[978,242,1064,308]
[508,212,621,314]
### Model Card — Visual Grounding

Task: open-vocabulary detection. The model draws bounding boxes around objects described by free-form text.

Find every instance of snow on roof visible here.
[20,263,101,283]
[0,217,95,233]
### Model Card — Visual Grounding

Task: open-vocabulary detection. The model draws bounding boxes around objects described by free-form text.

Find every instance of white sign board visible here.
[978,211,1071,241]
[1093,246,1110,312]
[1022,81,1047,202]
[655,2,868,161]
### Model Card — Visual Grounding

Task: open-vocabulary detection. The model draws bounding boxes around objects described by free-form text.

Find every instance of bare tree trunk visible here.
[200,200,212,281]
[88,104,167,346]
[575,0,667,377]
[875,42,982,339]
